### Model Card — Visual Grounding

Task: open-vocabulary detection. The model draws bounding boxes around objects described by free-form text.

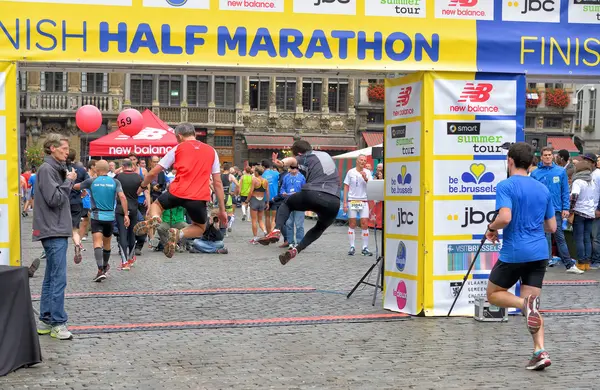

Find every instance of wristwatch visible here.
[487,224,496,232]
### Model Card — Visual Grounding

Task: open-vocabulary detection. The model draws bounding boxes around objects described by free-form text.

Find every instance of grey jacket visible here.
[32,156,74,241]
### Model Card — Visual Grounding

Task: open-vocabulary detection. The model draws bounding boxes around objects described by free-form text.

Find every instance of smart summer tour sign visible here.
[0,0,598,75]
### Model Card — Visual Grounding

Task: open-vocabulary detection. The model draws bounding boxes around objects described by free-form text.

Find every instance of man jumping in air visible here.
[133,123,227,258]
[258,140,341,265]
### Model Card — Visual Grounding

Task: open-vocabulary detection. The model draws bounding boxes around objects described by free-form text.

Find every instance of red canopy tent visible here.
[89,109,177,157]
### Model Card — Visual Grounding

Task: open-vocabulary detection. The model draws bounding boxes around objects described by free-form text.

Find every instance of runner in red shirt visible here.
[133,123,227,258]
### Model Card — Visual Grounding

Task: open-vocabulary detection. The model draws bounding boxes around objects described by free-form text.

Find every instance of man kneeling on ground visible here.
[190,212,228,254]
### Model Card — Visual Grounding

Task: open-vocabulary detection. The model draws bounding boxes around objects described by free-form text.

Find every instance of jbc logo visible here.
[507,0,555,14]
[448,207,496,228]
[314,0,350,5]
[395,208,414,228]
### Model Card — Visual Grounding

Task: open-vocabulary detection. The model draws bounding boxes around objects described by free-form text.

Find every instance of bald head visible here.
[96,160,109,175]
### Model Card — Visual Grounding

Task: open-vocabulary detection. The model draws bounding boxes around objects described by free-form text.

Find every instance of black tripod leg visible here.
[347,258,380,299]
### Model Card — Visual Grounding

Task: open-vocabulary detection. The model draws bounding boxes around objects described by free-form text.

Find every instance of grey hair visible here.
[43,133,69,155]
[174,123,196,138]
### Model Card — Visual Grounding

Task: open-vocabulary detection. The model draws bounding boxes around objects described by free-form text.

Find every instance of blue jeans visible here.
[39,237,69,326]
[285,211,305,245]
[573,214,594,264]
[192,239,224,253]
[592,218,600,264]
[546,211,572,268]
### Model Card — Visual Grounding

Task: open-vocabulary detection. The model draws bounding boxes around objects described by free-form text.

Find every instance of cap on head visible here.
[582,153,597,164]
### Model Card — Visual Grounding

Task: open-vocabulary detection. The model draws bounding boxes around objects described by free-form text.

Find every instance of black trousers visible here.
[276,190,339,253]
[116,212,137,262]
[135,203,147,250]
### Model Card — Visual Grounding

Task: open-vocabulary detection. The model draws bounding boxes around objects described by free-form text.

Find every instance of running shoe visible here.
[74,244,82,264]
[258,230,281,246]
[135,248,142,256]
[249,238,259,245]
[362,248,373,257]
[216,248,229,254]
[566,265,584,274]
[50,324,73,340]
[40,251,46,260]
[133,215,162,236]
[348,246,356,256]
[28,258,40,278]
[104,263,111,275]
[128,256,137,267]
[526,350,551,371]
[524,295,542,335]
[37,321,52,335]
[81,236,87,242]
[119,262,131,271]
[93,269,106,282]
[279,247,298,265]
[242,215,246,222]
[164,228,180,258]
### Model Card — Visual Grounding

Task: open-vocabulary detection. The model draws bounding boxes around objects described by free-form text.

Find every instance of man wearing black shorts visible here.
[133,123,227,259]
[66,149,89,264]
[485,142,557,371]
[259,140,341,265]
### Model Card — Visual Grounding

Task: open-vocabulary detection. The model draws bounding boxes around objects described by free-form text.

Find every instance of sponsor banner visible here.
[435,0,494,20]
[433,199,497,236]
[433,120,517,156]
[2,0,131,4]
[0,73,5,110]
[502,0,561,23]
[569,0,600,24]
[0,117,5,154]
[294,0,356,15]
[431,279,519,316]
[434,79,517,116]
[384,277,419,315]
[365,0,426,18]
[0,160,6,199]
[432,239,501,275]
[220,0,284,12]
[385,121,422,159]
[143,0,209,9]
[385,238,419,276]
[385,161,421,197]
[386,200,420,237]
[385,81,422,121]
[433,160,506,196]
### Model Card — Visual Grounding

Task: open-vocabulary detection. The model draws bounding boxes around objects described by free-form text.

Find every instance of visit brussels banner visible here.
[383,71,525,317]
[0,62,20,266]
[0,0,598,76]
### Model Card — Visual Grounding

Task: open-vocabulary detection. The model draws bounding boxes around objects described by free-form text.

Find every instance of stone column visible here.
[182,75,188,106]
[153,74,160,105]
[242,76,250,112]
[295,77,303,114]
[321,78,329,114]
[209,75,216,103]
[347,79,356,116]
[124,73,131,106]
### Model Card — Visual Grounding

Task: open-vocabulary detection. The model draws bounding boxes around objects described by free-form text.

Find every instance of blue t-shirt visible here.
[28,174,36,196]
[262,169,280,202]
[80,176,122,222]
[496,175,555,264]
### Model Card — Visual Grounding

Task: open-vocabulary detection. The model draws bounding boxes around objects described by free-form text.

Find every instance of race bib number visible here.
[350,201,364,211]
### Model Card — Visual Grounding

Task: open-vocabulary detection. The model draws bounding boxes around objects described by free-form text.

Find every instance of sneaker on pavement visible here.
[40,251,46,260]
[567,265,585,274]
[590,263,600,270]
[103,263,111,275]
[523,295,542,335]
[362,247,373,257]
[128,256,137,267]
[217,248,229,254]
[74,244,82,264]
[50,324,73,340]
[526,350,551,371]
[148,238,160,249]
[93,269,106,282]
[135,248,142,256]
[119,262,131,271]
[28,258,41,278]
[348,246,356,256]
[81,236,87,242]
[249,238,259,245]
[279,247,298,265]
[164,228,180,258]
[242,215,246,221]
[37,320,52,335]
[258,230,281,246]
[133,215,161,236]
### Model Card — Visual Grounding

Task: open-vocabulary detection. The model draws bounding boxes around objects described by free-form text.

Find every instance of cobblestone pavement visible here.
[2,213,600,389]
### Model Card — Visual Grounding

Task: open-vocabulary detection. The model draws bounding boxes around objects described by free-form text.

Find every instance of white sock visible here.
[242,204,247,216]
[178,230,185,240]
[362,230,369,249]
[228,216,235,228]
[348,228,355,248]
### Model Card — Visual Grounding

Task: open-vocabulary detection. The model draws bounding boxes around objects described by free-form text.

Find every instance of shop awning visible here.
[547,137,579,153]
[362,132,383,147]
[245,135,357,151]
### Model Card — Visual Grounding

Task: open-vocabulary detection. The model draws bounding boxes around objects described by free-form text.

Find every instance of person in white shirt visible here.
[343,155,373,256]
[107,161,116,178]
[569,153,600,271]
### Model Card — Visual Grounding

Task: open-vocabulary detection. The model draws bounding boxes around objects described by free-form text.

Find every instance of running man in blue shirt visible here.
[485,143,556,371]
[75,160,129,283]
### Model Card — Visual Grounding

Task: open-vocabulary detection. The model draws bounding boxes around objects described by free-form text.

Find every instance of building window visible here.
[528,82,537,90]
[543,117,562,129]
[302,78,322,112]
[367,111,384,124]
[328,78,348,113]
[589,89,597,129]
[18,71,27,92]
[41,72,67,92]
[81,73,108,94]
[545,83,564,90]
[276,78,296,111]
[250,77,270,111]
[158,75,182,106]
[215,76,236,108]
[130,74,153,105]
[214,135,233,147]
[187,75,209,107]
[526,116,536,129]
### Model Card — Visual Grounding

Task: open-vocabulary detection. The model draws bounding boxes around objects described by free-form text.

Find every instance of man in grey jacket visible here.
[32,133,77,340]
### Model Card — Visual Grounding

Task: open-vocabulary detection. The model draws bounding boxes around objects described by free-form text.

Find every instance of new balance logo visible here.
[396,87,412,107]
[449,0,478,6]
[458,83,493,103]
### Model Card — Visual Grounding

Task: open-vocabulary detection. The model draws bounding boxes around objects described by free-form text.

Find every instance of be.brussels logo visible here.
[167,0,186,5]
[390,165,413,195]
[390,125,415,155]
[393,280,407,309]
[396,241,407,272]
[447,207,497,228]
[503,0,560,22]
[437,0,493,19]
[446,122,505,154]
[448,164,496,194]
[568,0,600,24]
[144,0,209,8]
[391,207,414,228]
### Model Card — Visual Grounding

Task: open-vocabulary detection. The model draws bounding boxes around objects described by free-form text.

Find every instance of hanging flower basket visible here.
[545,88,570,109]
[25,144,44,169]
[526,89,540,108]
[367,83,385,102]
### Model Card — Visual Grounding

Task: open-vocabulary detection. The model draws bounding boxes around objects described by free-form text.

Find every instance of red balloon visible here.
[76,105,102,134]
[117,109,144,137]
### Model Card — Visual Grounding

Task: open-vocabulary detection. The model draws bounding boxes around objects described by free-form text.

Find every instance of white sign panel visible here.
[385,81,422,121]
[220,0,284,12]
[0,248,9,266]
[294,0,356,15]
[385,121,422,159]
[433,120,517,156]
[434,79,517,116]
[384,277,419,315]
[433,199,497,236]
[386,200,420,237]
[435,0,494,20]
[0,161,7,199]
[502,0,561,23]
[0,204,8,243]
[433,160,506,196]
[143,0,209,9]
[568,0,600,24]
[0,117,5,155]
[432,239,501,276]
[385,238,419,277]
[385,161,421,197]
[0,72,5,111]
[365,0,426,17]
[431,279,519,316]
